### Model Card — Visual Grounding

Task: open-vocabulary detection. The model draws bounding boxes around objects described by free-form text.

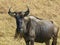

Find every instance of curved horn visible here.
[8,7,12,15]
[24,6,30,16]
[8,7,16,16]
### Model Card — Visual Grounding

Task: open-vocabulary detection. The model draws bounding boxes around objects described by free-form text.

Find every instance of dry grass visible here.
[0,0,60,45]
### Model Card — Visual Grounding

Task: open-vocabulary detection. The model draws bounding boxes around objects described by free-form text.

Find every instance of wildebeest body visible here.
[25,16,54,43]
[8,7,59,45]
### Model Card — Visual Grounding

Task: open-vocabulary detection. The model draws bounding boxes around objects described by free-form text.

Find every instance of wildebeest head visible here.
[8,6,30,38]
[8,6,29,17]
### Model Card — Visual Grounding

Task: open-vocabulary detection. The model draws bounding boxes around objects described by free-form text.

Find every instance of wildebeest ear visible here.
[23,6,30,17]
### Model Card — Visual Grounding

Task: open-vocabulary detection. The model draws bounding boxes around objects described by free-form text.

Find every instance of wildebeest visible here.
[8,7,59,45]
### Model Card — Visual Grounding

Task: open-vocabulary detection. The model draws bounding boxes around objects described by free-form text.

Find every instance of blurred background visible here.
[0,0,60,45]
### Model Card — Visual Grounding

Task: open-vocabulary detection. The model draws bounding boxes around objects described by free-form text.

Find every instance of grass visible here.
[0,0,60,45]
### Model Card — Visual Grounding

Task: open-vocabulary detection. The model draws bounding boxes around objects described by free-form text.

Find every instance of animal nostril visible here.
[20,28,23,31]
[20,28,24,34]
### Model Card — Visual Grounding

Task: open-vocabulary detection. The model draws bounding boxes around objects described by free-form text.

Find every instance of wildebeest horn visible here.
[23,6,30,16]
[8,7,12,15]
[8,7,16,16]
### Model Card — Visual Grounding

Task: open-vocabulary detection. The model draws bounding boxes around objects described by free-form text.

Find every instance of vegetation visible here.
[0,0,60,45]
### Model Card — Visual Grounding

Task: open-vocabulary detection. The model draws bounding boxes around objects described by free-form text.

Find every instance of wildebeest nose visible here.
[20,28,23,31]
[20,28,24,33]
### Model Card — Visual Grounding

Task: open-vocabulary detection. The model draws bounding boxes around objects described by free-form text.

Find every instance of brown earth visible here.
[0,0,60,45]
